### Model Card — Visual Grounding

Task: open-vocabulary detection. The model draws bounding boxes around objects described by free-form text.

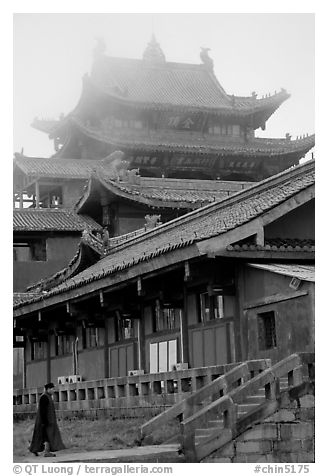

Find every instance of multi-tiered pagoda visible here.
[30,35,313,182]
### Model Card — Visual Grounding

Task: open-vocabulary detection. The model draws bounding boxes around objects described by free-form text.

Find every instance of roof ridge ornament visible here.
[200,47,214,71]
[143,34,166,63]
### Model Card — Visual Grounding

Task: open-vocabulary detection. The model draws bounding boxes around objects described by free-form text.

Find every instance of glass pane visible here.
[149,343,158,373]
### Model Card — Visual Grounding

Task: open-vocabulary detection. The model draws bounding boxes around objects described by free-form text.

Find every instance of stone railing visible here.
[139,358,270,443]
[13,363,240,414]
[180,352,314,461]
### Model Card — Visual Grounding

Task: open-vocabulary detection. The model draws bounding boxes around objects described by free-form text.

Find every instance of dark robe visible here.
[29,392,65,453]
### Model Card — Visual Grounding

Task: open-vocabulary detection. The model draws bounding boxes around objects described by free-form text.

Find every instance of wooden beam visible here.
[207,250,314,260]
[255,227,264,246]
[35,180,40,209]
[181,286,190,365]
[243,290,309,310]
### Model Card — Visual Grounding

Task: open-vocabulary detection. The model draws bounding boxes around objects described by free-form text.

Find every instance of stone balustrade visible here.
[13,363,240,414]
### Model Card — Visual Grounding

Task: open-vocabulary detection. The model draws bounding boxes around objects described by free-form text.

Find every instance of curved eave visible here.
[74,175,100,214]
[77,77,291,118]
[76,174,206,213]
[98,176,211,210]
[26,238,102,293]
[73,120,315,158]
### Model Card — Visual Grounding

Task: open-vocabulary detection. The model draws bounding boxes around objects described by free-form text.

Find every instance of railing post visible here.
[265,378,279,400]
[223,400,237,429]
[181,429,197,463]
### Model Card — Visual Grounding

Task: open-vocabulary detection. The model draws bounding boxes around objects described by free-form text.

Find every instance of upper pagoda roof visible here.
[89,55,233,109]
[32,39,291,136]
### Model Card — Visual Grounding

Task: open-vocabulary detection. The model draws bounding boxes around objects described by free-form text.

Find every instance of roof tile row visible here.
[13,208,102,232]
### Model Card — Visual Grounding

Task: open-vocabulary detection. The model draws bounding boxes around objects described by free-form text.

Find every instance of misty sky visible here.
[13,13,314,157]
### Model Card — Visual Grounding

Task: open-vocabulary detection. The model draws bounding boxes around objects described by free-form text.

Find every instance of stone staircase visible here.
[193,377,289,447]
[139,353,314,462]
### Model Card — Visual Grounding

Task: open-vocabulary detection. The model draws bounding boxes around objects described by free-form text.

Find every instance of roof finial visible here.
[200,47,214,71]
[143,35,166,63]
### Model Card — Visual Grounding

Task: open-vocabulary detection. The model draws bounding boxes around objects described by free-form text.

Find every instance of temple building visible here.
[14,160,315,388]
[28,36,314,183]
[13,38,314,396]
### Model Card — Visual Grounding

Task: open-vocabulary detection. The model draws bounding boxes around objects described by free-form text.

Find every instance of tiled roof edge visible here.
[100,160,315,256]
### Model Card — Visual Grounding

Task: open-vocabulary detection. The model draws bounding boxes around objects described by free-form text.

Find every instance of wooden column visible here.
[19,191,24,209]
[181,285,190,365]
[35,181,40,209]
[46,331,51,383]
[137,301,146,370]
[234,264,246,362]
[104,317,109,378]
[23,346,27,389]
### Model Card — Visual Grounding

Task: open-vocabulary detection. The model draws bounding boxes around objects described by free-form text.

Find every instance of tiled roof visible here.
[227,238,315,252]
[90,57,232,109]
[13,208,102,232]
[78,174,253,210]
[13,156,106,180]
[247,263,315,282]
[13,292,43,306]
[73,118,315,157]
[88,57,290,114]
[13,159,315,310]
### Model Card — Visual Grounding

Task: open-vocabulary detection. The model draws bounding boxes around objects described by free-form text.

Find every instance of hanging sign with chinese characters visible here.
[166,113,203,131]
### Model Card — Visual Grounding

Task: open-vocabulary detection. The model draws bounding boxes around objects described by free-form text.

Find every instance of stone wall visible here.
[202,395,314,463]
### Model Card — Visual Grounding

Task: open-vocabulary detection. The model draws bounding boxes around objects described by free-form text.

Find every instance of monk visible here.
[29,382,65,457]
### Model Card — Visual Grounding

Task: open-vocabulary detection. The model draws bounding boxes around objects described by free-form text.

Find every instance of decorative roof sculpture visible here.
[142,34,166,63]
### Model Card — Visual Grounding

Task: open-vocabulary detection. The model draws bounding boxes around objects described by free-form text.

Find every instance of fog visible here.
[14,13,314,157]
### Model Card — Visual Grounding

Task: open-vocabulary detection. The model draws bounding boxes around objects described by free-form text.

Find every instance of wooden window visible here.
[232,125,240,136]
[257,311,277,350]
[199,293,225,322]
[82,327,105,349]
[55,335,74,356]
[149,339,177,373]
[208,124,221,135]
[114,313,135,341]
[153,301,181,332]
[31,340,46,361]
[200,292,211,321]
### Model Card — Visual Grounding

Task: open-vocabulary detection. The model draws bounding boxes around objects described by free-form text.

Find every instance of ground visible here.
[13,417,179,458]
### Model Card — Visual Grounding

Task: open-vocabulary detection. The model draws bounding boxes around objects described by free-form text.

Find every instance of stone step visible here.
[195,433,212,444]
[243,395,265,405]
[207,419,224,428]
[195,428,215,437]
[237,402,259,413]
